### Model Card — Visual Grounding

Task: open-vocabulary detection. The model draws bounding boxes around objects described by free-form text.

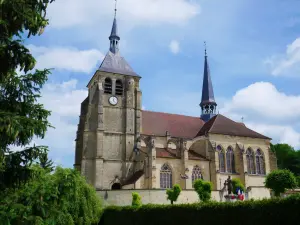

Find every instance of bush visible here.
[99,194,300,225]
[132,192,142,207]
[0,166,102,224]
[166,184,181,204]
[232,178,245,194]
[265,169,297,197]
[194,179,212,202]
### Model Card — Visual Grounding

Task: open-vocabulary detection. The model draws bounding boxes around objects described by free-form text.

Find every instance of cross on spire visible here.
[204,41,207,57]
[114,0,117,18]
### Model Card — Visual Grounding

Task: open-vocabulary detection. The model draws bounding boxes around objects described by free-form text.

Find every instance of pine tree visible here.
[0,0,55,189]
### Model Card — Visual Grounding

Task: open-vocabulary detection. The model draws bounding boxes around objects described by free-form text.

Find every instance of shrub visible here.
[99,194,300,225]
[166,184,181,204]
[194,179,212,202]
[132,192,142,207]
[232,178,245,194]
[265,169,297,197]
[0,166,102,224]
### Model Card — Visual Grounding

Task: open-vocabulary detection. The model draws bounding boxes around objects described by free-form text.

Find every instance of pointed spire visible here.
[109,0,120,54]
[200,42,217,122]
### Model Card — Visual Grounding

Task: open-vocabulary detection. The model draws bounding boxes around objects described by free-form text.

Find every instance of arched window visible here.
[192,165,203,185]
[246,148,255,174]
[255,149,265,175]
[160,164,172,189]
[115,79,123,95]
[226,146,235,173]
[217,145,225,173]
[104,77,112,94]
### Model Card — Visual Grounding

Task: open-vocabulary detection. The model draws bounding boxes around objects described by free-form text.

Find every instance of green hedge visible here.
[99,194,300,225]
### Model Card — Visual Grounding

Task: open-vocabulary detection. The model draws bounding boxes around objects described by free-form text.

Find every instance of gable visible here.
[196,114,270,140]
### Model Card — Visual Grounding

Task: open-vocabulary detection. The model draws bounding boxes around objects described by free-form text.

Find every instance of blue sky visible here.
[23,0,300,167]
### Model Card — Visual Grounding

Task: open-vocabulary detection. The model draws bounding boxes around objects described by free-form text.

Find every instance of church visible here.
[74,8,277,204]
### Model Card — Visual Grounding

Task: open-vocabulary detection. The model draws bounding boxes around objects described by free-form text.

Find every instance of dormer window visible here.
[115,79,123,95]
[104,77,112,94]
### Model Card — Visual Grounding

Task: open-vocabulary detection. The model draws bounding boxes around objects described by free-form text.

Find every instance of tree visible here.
[132,192,142,207]
[265,169,297,197]
[271,143,300,175]
[193,179,212,202]
[0,166,103,224]
[0,0,55,188]
[166,184,181,205]
[231,178,245,194]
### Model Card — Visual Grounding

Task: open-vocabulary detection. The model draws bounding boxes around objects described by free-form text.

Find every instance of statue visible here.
[226,176,233,195]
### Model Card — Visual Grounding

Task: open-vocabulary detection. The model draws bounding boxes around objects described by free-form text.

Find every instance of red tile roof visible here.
[156,148,178,158]
[141,110,205,139]
[196,114,271,140]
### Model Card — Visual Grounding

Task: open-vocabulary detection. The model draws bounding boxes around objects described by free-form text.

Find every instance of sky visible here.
[21,0,300,168]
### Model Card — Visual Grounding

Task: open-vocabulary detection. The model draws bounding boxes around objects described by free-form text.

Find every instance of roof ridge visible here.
[207,114,218,133]
[142,110,201,119]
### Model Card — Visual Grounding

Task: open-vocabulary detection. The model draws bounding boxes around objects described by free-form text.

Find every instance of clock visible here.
[109,96,118,105]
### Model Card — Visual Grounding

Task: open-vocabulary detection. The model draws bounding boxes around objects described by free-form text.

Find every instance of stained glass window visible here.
[192,165,202,186]
[160,164,172,189]
[226,147,235,173]
[256,149,265,175]
[217,145,225,173]
[246,148,255,174]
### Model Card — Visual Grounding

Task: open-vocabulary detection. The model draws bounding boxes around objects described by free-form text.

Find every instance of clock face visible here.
[109,96,118,105]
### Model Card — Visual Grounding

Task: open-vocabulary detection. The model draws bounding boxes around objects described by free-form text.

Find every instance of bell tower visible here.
[74,0,142,190]
[200,42,217,122]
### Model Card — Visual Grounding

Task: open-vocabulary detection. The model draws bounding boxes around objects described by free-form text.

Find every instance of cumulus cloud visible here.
[169,40,180,54]
[222,82,300,122]
[37,79,87,167]
[48,0,200,29]
[247,123,300,149]
[220,81,300,148]
[27,45,104,73]
[264,37,300,76]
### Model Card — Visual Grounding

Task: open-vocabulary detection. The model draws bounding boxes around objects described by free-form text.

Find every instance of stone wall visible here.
[97,188,271,206]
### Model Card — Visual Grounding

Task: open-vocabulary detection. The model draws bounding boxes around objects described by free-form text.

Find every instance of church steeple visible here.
[98,0,139,77]
[200,42,217,122]
[109,0,120,54]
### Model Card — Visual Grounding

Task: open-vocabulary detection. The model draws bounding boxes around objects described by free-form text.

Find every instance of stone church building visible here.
[74,10,277,203]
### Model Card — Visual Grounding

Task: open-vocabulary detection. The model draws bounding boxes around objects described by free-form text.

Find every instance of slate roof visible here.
[201,53,216,106]
[195,114,271,140]
[141,110,205,139]
[98,51,139,77]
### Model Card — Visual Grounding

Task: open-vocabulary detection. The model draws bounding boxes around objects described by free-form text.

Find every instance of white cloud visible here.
[41,80,88,116]
[220,81,300,148]
[264,37,300,76]
[246,123,300,149]
[27,45,104,73]
[169,40,180,54]
[222,82,300,121]
[37,79,87,167]
[48,0,200,29]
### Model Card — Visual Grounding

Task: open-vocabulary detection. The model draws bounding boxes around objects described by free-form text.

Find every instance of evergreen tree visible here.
[0,0,55,188]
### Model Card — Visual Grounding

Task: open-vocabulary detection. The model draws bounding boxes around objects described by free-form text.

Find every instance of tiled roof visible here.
[99,51,139,77]
[141,110,205,139]
[195,114,271,140]
[156,148,178,158]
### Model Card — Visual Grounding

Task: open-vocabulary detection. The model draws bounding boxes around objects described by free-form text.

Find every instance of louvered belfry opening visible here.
[115,79,123,95]
[104,77,112,94]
